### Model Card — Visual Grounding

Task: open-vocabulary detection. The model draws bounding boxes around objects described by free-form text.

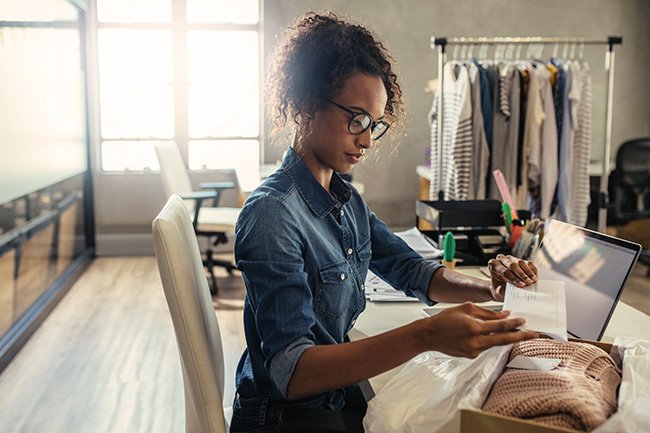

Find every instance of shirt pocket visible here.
[315,260,356,321]
[356,236,372,267]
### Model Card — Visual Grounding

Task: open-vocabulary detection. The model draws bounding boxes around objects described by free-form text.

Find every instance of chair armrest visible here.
[199,181,236,207]
[199,181,236,191]
[179,191,218,228]
[179,191,218,201]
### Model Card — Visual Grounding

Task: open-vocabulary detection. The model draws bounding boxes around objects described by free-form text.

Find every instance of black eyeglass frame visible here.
[325,98,390,140]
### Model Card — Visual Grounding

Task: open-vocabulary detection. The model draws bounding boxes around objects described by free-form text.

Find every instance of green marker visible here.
[502,202,513,234]
[442,231,456,268]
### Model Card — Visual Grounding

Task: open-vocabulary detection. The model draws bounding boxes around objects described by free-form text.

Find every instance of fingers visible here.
[475,316,525,334]
[475,330,539,351]
[429,304,538,358]
[467,303,510,320]
[488,259,510,282]
[493,255,538,287]
[517,259,538,282]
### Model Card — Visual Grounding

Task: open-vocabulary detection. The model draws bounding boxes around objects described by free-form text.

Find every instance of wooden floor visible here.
[0,256,246,433]
[0,255,648,433]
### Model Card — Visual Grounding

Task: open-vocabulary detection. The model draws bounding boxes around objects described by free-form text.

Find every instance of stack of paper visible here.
[503,280,568,341]
[393,227,443,259]
[364,271,419,302]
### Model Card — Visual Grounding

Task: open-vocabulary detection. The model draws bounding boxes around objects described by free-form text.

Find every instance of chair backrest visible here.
[155,142,197,215]
[613,138,650,212]
[152,195,227,433]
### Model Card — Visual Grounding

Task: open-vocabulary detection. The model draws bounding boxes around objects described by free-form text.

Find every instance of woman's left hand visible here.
[487,254,538,301]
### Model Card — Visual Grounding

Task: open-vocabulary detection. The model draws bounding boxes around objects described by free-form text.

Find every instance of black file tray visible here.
[415,199,504,230]
[416,199,509,266]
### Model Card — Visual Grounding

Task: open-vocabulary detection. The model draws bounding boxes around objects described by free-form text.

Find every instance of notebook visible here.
[533,220,642,341]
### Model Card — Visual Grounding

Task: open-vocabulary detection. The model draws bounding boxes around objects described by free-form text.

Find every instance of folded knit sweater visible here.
[482,339,621,431]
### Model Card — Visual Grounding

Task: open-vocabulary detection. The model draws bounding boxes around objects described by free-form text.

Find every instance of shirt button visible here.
[340,210,345,217]
[347,248,353,255]
[340,273,346,281]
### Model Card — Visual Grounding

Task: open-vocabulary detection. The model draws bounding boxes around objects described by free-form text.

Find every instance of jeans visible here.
[229,384,368,433]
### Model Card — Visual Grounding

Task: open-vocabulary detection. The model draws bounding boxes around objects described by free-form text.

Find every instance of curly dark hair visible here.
[266,11,405,147]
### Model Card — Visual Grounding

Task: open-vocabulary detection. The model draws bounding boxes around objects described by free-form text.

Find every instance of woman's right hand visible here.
[418,302,538,358]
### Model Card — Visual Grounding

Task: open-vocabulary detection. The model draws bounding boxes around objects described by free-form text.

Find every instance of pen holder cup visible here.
[441,259,457,270]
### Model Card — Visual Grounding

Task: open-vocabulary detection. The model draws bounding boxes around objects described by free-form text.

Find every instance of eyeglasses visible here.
[325,98,390,141]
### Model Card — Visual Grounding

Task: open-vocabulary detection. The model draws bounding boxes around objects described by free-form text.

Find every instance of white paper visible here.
[503,280,568,341]
[364,271,419,302]
[507,355,561,371]
[393,227,443,259]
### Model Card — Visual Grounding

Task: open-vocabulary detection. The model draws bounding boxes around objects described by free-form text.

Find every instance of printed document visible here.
[393,227,443,259]
[503,280,568,341]
[364,271,419,302]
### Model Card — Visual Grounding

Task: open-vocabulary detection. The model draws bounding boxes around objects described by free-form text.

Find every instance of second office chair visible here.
[154,142,240,295]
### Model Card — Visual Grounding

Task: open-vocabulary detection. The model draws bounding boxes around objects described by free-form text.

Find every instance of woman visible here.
[231,12,538,432]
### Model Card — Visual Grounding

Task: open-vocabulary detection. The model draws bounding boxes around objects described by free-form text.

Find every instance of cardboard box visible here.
[460,339,615,433]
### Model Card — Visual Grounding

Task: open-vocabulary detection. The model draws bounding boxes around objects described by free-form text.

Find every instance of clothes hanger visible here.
[479,43,488,62]
[579,40,585,60]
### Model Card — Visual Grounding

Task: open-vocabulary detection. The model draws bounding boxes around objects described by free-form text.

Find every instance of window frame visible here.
[93,0,264,173]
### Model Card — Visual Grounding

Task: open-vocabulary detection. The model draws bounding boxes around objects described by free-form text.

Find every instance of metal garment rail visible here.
[430,36,622,233]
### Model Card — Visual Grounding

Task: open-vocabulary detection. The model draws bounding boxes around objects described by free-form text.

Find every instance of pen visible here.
[509,219,525,248]
[502,202,513,234]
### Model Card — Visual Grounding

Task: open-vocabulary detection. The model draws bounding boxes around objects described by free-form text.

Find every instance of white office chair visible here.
[154,142,240,295]
[152,195,232,433]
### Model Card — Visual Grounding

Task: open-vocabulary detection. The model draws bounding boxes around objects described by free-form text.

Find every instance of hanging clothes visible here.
[490,63,521,201]
[524,63,558,219]
[555,59,576,222]
[518,65,542,210]
[429,56,592,226]
[428,62,472,200]
[474,59,494,152]
[550,58,566,217]
[570,61,593,226]
[468,62,490,199]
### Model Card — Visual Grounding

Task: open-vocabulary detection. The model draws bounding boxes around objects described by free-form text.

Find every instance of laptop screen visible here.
[533,220,641,341]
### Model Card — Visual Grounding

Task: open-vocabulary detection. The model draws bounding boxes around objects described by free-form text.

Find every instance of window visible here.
[95,0,261,176]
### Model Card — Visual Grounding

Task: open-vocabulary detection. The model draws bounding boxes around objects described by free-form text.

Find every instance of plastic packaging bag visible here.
[593,337,650,433]
[363,345,510,433]
[364,337,650,433]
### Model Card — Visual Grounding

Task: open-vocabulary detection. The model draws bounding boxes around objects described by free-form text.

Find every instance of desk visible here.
[351,266,650,393]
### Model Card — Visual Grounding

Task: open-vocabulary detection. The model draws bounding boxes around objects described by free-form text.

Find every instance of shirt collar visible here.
[282,146,352,218]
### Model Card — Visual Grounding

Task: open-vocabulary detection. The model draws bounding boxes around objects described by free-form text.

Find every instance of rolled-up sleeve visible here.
[366,207,442,306]
[235,195,315,397]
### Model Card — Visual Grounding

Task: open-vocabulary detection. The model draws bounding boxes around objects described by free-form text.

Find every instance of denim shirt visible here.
[232,147,441,421]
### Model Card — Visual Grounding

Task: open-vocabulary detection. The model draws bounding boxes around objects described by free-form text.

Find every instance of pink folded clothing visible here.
[482,339,621,432]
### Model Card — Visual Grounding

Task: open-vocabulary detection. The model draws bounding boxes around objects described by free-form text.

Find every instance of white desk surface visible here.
[351,266,650,393]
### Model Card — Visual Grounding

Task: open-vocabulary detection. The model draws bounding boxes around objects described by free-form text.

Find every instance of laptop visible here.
[534,219,642,341]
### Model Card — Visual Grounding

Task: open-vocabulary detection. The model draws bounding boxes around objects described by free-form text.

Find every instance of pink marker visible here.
[493,169,518,219]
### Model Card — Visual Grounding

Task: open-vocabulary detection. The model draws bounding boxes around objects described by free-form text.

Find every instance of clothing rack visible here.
[430,36,622,233]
